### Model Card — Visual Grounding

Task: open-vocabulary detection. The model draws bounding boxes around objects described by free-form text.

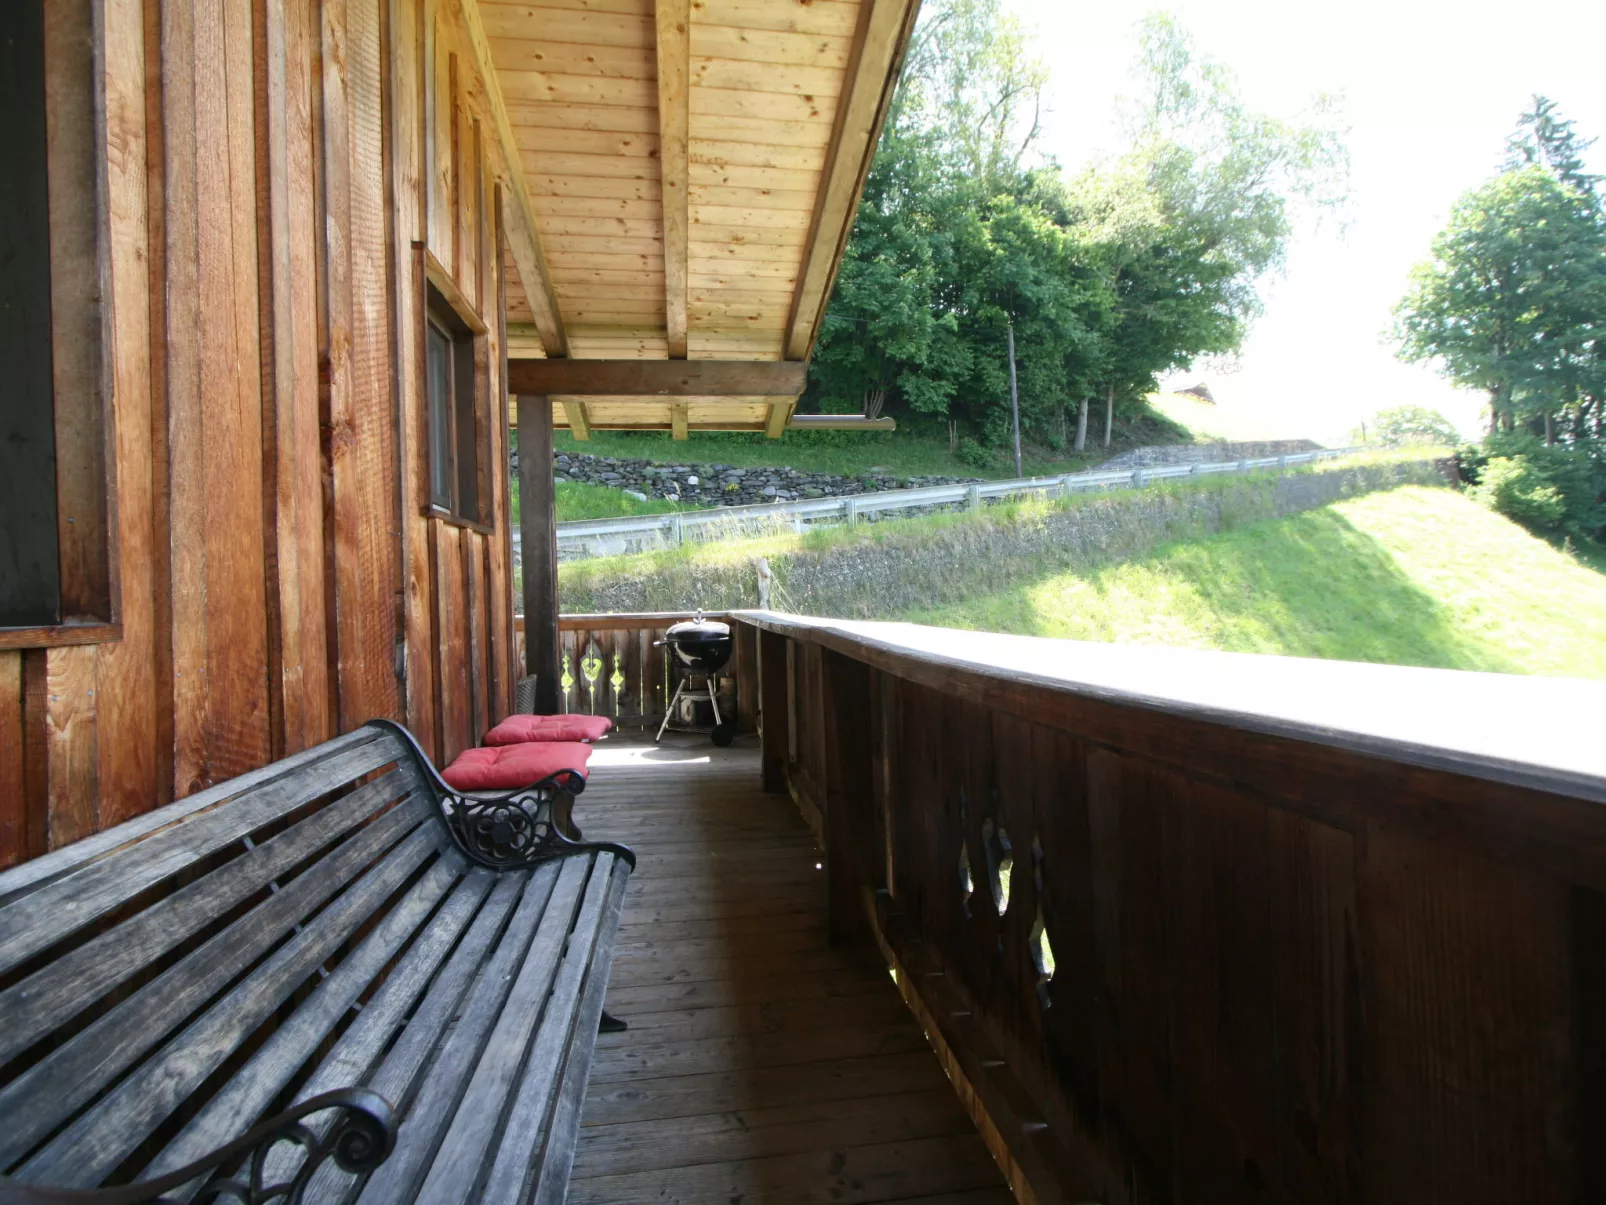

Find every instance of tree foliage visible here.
[1395,97,1606,539]
[807,4,1348,460]
[1366,405,1460,447]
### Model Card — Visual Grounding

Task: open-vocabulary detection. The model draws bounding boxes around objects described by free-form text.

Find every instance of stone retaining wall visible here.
[559,456,1451,617]
[528,450,977,506]
[1098,439,1322,469]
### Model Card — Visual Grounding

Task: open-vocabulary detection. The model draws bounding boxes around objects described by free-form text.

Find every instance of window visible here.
[0,0,115,639]
[425,287,485,524]
[0,0,59,626]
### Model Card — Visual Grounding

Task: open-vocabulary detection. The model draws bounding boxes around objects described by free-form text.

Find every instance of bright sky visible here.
[1011,0,1606,443]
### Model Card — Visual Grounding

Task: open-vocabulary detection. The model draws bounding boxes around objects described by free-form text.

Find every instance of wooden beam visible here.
[655,0,690,358]
[765,400,792,440]
[456,0,568,357]
[561,399,591,440]
[784,0,921,361]
[516,394,561,714]
[671,403,689,441]
[788,413,896,432]
[506,357,807,396]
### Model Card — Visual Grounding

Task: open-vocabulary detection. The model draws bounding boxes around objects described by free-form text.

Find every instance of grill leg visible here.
[656,679,686,743]
[707,678,723,727]
[599,1010,628,1033]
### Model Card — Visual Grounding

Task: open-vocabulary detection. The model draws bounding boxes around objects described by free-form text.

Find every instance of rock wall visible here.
[1098,439,1322,469]
[542,451,977,506]
[559,456,1452,617]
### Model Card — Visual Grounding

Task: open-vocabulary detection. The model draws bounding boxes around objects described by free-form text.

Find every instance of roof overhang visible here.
[471,0,922,434]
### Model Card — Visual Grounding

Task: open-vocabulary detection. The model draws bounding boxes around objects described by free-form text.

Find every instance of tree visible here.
[1072,16,1348,447]
[1366,405,1460,447]
[1394,165,1606,439]
[809,6,1348,461]
[1506,95,1602,203]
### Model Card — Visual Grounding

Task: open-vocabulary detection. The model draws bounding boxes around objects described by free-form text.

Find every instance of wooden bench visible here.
[0,719,634,1204]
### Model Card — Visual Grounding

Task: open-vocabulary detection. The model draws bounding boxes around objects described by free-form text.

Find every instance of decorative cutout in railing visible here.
[1029,834,1055,1009]
[609,656,627,713]
[1030,905,1056,1010]
[559,652,575,707]
[580,644,603,713]
[982,816,1014,918]
[958,844,975,919]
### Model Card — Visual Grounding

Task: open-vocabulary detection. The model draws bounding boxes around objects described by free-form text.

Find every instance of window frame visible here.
[422,252,491,533]
[0,0,120,649]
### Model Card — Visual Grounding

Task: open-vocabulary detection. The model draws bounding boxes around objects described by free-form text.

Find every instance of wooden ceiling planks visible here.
[482,0,920,431]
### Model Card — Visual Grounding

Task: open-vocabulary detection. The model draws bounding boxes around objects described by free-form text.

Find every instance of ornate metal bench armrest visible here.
[365,719,635,872]
[0,1088,396,1205]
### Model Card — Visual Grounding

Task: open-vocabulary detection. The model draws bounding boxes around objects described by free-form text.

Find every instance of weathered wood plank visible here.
[0,727,383,904]
[414,855,592,1202]
[96,0,161,824]
[0,654,24,870]
[141,854,464,1180]
[507,358,807,396]
[655,0,688,357]
[25,826,441,1186]
[0,767,417,1066]
[0,798,429,1173]
[525,857,631,1205]
[353,861,561,1203]
[0,730,402,973]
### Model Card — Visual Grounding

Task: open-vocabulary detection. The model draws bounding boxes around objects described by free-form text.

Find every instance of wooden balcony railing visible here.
[735,611,1606,1205]
[515,613,754,731]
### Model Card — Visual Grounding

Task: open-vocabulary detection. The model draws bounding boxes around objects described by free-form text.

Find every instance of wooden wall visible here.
[0,0,519,868]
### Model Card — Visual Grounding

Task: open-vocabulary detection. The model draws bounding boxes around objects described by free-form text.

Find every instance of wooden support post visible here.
[671,402,689,441]
[822,648,875,945]
[733,620,759,734]
[758,628,790,794]
[517,394,560,714]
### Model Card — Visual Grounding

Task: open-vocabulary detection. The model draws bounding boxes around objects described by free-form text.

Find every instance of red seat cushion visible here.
[483,713,613,745]
[441,741,592,792]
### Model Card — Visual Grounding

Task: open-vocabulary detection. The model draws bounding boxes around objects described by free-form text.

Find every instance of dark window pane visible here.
[0,0,62,626]
[427,321,453,509]
[454,334,479,521]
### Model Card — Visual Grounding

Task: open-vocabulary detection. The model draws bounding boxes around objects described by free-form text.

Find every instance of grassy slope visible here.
[910,486,1606,679]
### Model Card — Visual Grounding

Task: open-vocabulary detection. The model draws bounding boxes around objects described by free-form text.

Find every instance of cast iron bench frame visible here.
[0,719,633,1204]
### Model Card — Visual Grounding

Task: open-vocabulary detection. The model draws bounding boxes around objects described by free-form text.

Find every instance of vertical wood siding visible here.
[0,0,517,868]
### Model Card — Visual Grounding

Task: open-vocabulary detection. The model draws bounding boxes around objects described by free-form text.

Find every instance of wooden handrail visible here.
[734,609,1606,1205]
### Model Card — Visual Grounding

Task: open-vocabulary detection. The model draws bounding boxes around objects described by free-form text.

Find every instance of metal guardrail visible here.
[544,448,1363,556]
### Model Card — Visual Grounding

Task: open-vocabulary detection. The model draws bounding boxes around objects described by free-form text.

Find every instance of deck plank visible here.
[569,737,1009,1203]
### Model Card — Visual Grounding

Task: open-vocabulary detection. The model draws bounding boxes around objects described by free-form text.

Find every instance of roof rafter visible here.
[456,0,568,357]
[654,0,691,359]
[784,0,922,362]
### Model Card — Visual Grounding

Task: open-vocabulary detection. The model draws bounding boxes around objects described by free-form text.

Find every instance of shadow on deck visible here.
[569,734,1011,1205]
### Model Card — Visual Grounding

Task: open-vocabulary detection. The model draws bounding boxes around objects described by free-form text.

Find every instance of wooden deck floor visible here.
[568,735,1012,1205]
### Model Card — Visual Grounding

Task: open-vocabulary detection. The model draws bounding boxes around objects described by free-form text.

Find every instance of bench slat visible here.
[0,730,409,976]
[411,856,595,1205]
[140,853,468,1185]
[353,862,564,1205]
[480,854,625,1205]
[0,790,428,1174]
[0,728,386,907]
[21,824,442,1187]
[527,856,632,1205]
[0,767,416,1066]
[249,869,500,1192]
[302,871,531,1204]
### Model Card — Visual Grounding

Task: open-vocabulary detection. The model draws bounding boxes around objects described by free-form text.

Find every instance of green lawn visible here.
[553,480,684,522]
[910,486,1606,678]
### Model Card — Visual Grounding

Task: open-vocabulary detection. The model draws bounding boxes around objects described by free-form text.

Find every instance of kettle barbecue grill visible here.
[655,612,736,746]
